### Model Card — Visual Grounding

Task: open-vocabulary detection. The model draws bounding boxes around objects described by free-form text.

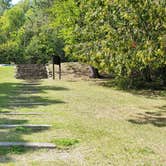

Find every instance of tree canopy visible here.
[0,0,165,86]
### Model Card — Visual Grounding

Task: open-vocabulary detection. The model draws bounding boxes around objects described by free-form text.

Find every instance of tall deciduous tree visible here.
[51,0,166,82]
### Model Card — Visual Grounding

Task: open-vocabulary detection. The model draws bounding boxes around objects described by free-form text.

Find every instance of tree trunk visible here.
[89,66,100,78]
[143,66,152,82]
[161,66,166,86]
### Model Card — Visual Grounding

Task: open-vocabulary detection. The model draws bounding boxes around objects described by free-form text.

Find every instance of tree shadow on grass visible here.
[125,89,166,100]
[0,117,51,163]
[0,80,64,163]
[0,81,68,110]
[97,79,166,100]
[155,105,166,111]
[128,106,166,127]
[0,118,27,125]
[6,96,65,108]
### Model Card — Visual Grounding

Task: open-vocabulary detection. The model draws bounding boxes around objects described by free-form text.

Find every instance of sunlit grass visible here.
[0,66,166,165]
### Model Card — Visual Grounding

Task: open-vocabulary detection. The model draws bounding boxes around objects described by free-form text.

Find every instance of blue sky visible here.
[12,0,20,5]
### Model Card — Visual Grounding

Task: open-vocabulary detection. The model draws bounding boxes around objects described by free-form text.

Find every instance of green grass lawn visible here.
[0,66,166,166]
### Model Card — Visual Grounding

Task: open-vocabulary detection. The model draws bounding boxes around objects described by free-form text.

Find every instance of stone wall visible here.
[15,64,49,79]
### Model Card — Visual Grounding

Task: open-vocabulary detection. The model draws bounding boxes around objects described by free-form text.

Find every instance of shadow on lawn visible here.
[98,79,166,100]
[0,117,50,163]
[0,80,66,162]
[0,81,68,109]
[128,105,166,127]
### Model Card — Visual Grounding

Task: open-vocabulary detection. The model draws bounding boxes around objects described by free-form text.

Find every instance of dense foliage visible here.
[0,0,64,64]
[0,0,165,86]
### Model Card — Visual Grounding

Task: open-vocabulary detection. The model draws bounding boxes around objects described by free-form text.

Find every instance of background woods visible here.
[0,0,165,86]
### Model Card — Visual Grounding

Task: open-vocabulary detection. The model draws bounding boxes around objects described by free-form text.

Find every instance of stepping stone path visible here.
[0,81,56,149]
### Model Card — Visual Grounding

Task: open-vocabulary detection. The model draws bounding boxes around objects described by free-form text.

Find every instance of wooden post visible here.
[52,55,61,80]
[52,57,55,80]
[59,63,61,80]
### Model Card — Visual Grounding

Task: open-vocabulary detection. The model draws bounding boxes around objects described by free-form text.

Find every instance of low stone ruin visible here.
[15,64,49,79]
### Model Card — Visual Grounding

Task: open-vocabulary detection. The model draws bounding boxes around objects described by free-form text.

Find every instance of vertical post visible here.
[59,63,61,80]
[52,57,55,80]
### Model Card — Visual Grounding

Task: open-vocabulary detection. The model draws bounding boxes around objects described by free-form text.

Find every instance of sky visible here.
[12,0,20,5]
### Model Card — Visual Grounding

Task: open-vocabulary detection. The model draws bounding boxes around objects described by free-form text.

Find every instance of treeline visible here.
[0,0,64,64]
[0,0,165,87]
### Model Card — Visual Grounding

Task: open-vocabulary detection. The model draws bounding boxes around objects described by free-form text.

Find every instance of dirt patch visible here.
[48,62,90,80]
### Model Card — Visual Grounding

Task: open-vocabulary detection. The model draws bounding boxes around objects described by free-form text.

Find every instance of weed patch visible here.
[52,138,79,148]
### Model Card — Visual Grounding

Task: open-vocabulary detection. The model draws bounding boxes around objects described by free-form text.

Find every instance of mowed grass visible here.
[0,66,166,166]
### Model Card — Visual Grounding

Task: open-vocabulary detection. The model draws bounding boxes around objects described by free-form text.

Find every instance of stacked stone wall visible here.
[16,64,49,79]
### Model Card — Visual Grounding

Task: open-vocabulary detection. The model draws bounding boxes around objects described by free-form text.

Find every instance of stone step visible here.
[15,86,38,89]
[9,91,39,94]
[0,112,43,115]
[11,89,39,91]
[11,88,39,90]
[0,124,51,129]
[0,142,56,148]
[8,103,49,106]
[22,83,40,86]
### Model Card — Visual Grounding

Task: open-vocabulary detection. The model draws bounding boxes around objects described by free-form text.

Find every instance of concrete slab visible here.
[0,142,56,148]
[22,83,40,85]
[0,113,43,115]
[0,124,51,129]
[8,103,49,106]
